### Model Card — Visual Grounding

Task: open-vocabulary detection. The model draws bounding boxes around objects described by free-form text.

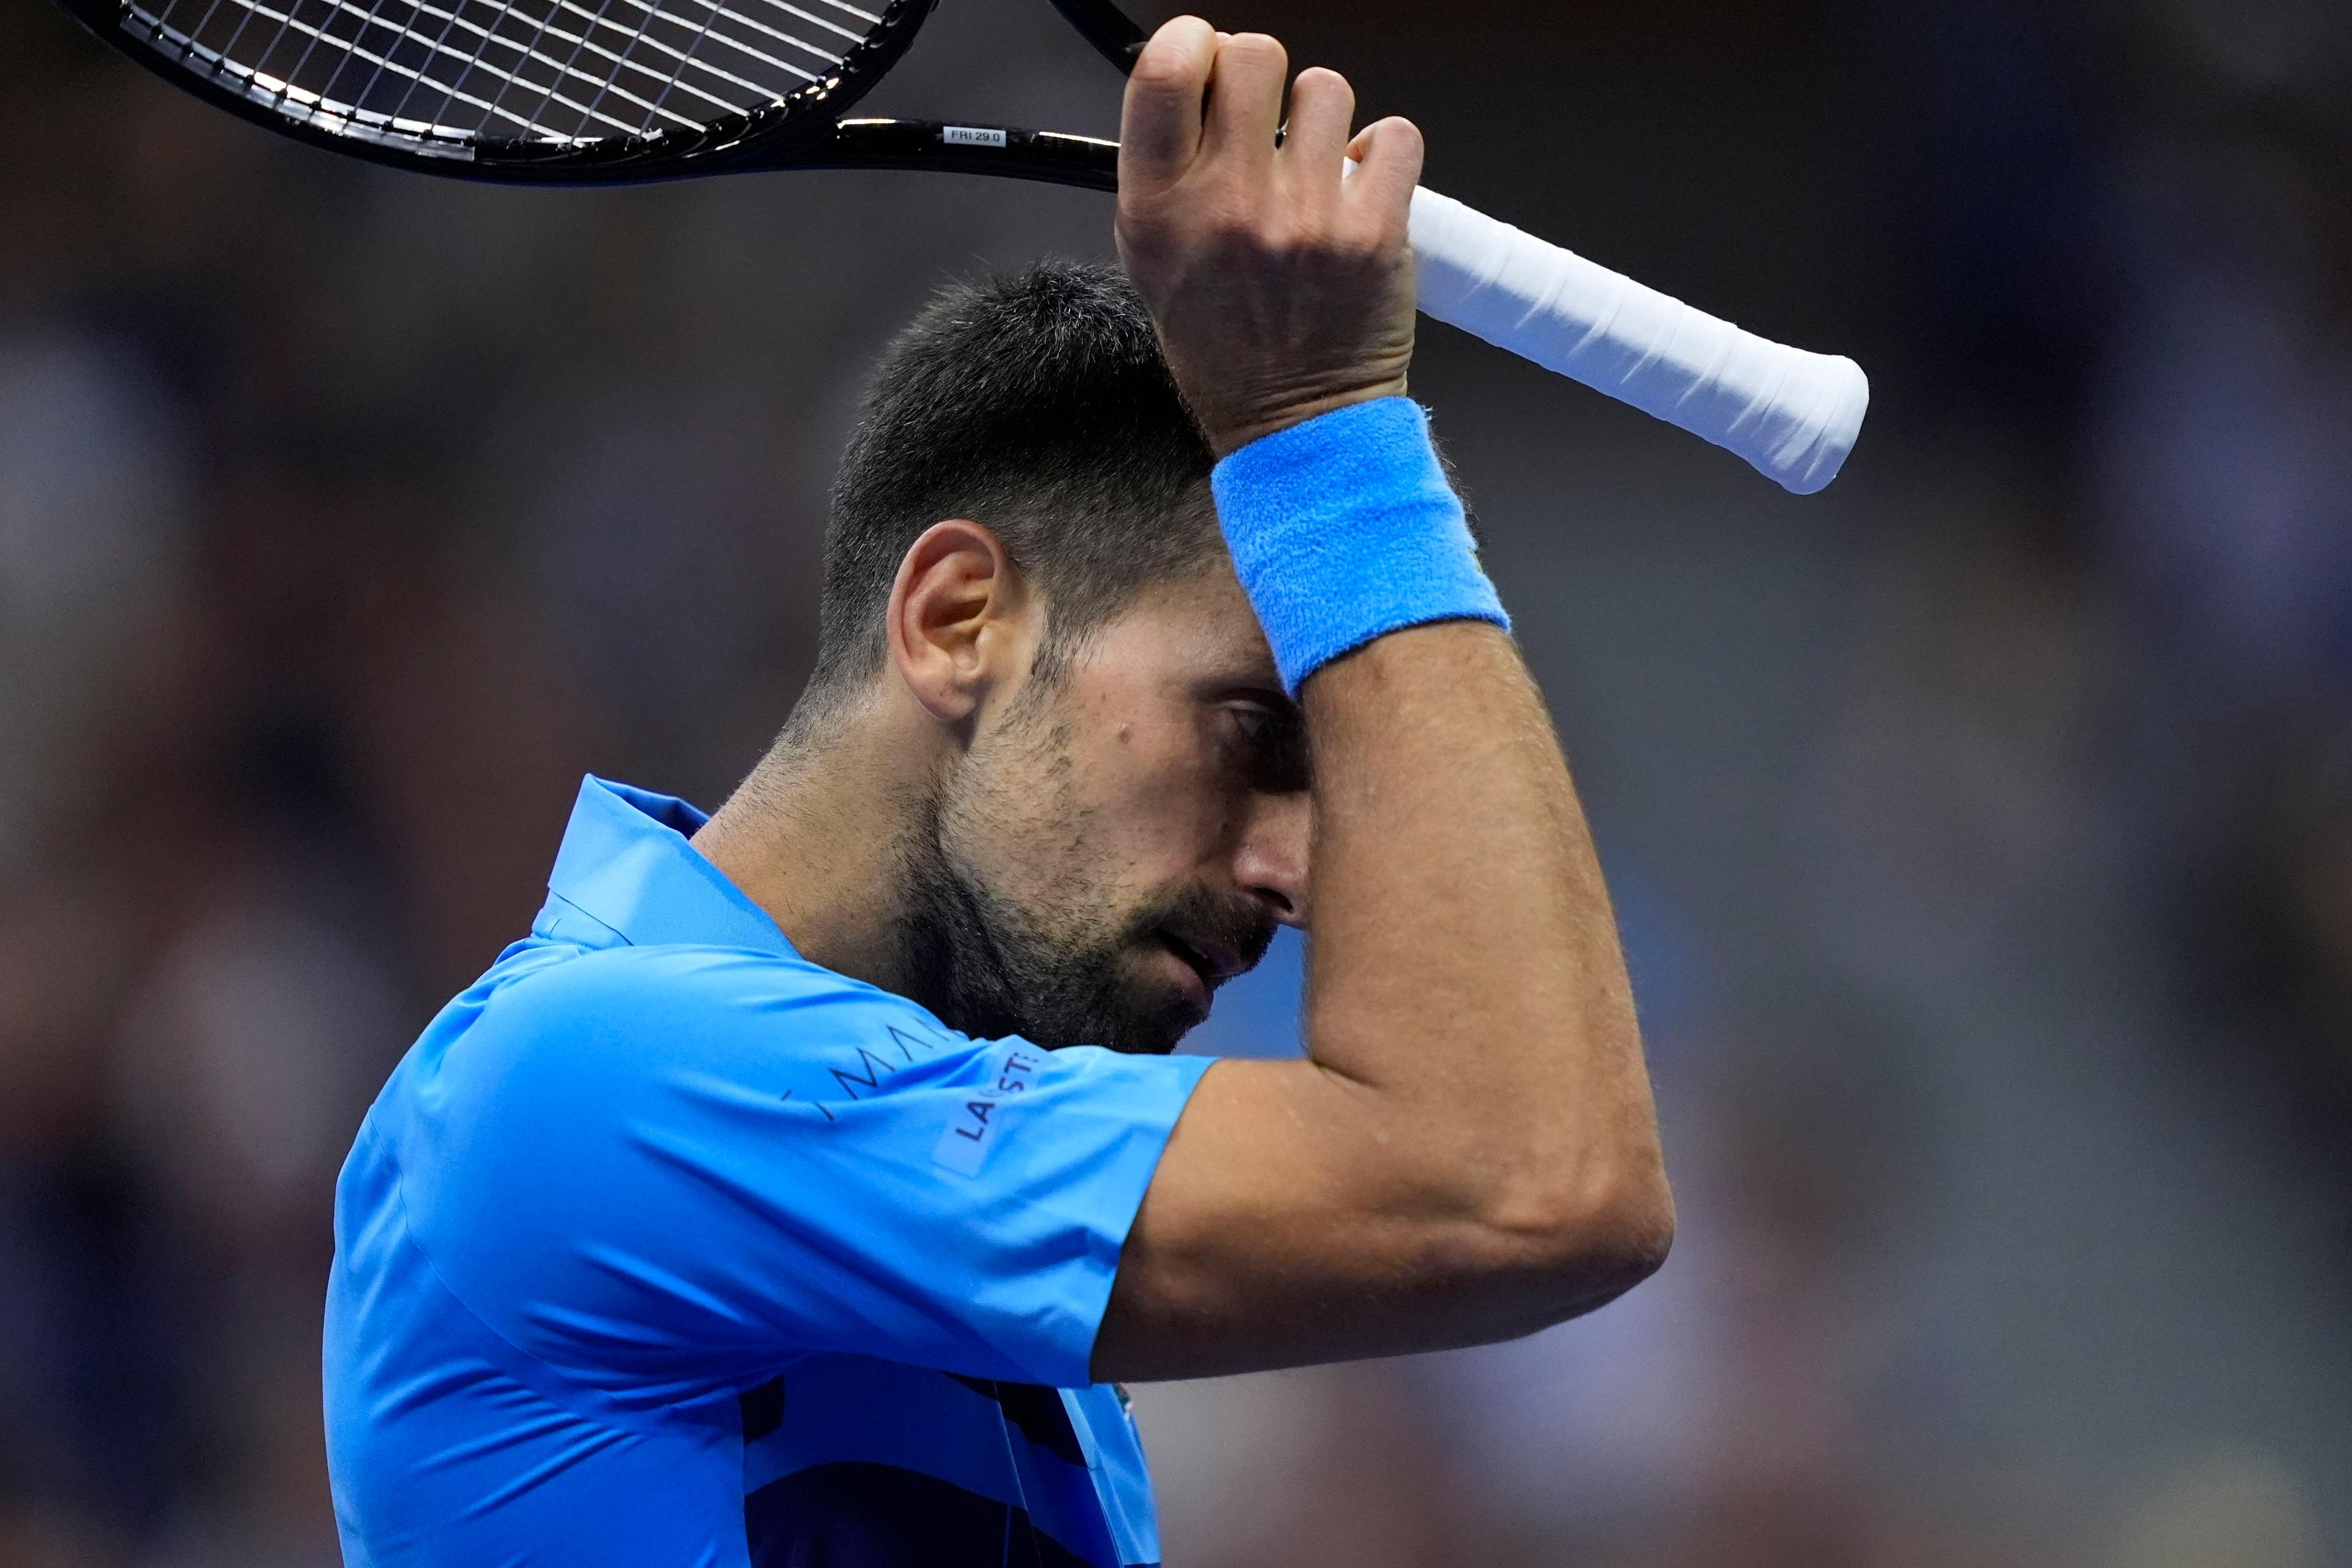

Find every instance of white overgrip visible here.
[1404,185,1869,494]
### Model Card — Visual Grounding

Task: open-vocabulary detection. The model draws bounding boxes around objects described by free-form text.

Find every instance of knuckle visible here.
[1210,213,1265,254]
[1127,53,1194,92]
[1223,30,1286,67]
[1257,225,1303,262]
[1293,64,1351,99]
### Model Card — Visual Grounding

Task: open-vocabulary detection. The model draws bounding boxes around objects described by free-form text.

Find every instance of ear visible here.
[884,519,1037,727]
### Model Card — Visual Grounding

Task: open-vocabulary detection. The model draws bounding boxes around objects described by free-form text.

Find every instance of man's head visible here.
[805,262,1223,716]
[771,262,1311,1055]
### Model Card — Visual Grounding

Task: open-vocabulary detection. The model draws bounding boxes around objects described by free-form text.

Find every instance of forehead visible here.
[1071,560,1276,694]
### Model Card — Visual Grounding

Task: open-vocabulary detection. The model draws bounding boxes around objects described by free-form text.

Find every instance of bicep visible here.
[1091,1057,1604,1382]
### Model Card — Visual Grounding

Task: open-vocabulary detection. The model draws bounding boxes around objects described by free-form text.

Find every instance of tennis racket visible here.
[55,0,1870,492]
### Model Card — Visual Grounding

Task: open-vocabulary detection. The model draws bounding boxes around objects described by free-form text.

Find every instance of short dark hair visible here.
[796,260,1218,726]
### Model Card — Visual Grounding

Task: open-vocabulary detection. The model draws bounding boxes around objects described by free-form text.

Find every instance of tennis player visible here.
[323,17,1672,1566]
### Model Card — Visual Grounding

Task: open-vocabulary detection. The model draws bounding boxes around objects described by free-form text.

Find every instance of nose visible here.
[1233,788,1311,929]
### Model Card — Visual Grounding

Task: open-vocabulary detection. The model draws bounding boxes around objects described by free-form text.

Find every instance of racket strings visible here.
[129,0,884,148]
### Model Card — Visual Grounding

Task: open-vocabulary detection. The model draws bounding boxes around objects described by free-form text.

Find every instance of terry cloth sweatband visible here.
[1210,397,1509,695]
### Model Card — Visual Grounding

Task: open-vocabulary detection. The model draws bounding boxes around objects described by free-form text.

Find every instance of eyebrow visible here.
[1213,674,1293,712]
[1226,649,1287,701]
[1177,634,1288,710]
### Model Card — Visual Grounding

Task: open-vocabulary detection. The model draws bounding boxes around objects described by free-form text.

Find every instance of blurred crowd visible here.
[1,0,2346,1563]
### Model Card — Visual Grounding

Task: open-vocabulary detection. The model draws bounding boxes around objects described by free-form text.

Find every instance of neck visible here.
[692,713,932,994]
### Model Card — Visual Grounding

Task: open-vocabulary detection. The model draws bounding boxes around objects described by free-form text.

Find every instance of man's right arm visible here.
[1092,20,1673,1383]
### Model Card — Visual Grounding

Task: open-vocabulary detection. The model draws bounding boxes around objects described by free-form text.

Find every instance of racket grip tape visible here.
[1404,186,1869,495]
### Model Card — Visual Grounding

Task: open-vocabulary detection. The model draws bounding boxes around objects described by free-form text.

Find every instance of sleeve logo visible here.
[932,1043,1039,1177]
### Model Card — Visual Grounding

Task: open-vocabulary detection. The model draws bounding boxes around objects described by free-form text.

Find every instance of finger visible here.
[1278,65,1355,202]
[1198,32,1288,179]
[1121,15,1217,189]
[1342,115,1423,236]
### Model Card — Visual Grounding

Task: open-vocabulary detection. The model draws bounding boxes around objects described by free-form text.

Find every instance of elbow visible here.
[1566,1160,1676,1311]
[1481,1154,1676,1327]
[1578,1172,1676,1310]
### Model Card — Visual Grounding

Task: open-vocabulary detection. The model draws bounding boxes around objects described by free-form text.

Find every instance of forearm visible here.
[1302,620,1669,1259]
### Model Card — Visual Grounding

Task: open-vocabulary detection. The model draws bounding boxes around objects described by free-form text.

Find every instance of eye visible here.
[1221,701,1277,750]
[1222,701,1310,794]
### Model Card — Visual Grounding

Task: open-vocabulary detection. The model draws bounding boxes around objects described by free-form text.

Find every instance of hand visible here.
[1115,18,1422,456]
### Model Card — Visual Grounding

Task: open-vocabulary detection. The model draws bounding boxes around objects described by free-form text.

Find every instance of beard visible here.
[891,766,1275,1057]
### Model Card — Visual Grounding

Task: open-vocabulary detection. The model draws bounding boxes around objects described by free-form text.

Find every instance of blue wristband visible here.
[1210,398,1509,695]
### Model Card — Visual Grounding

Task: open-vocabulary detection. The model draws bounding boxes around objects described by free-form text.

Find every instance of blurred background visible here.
[2,0,2348,1561]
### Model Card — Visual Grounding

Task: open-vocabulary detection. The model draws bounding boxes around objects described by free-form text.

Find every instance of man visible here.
[323,17,1673,1567]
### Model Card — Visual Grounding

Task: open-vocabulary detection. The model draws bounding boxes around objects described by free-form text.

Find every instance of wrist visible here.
[1210,398,1510,694]
[1197,377,1412,458]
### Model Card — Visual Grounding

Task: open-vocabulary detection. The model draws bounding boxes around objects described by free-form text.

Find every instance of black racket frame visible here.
[56,0,1140,189]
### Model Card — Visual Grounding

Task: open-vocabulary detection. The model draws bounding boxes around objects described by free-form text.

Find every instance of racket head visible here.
[55,0,937,181]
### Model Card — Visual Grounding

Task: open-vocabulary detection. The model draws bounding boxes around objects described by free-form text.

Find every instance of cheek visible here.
[1070,712,1238,864]
[959,712,1222,910]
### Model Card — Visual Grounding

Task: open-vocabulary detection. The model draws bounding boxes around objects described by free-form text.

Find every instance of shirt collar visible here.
[543,775,797,956]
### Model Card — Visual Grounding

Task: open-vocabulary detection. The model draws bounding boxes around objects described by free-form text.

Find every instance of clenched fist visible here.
[1115,17,1422,456]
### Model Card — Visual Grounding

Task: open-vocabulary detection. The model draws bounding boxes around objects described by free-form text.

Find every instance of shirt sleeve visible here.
[390,944,1213,1403]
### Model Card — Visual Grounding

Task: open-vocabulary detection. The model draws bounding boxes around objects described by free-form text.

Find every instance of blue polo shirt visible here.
[323,777,1214,1567]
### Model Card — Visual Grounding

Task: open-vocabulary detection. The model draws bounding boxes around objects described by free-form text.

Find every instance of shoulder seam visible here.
[538,890,634,948]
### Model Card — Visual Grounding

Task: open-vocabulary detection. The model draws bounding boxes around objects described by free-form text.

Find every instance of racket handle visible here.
[1406,185,1869,495]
